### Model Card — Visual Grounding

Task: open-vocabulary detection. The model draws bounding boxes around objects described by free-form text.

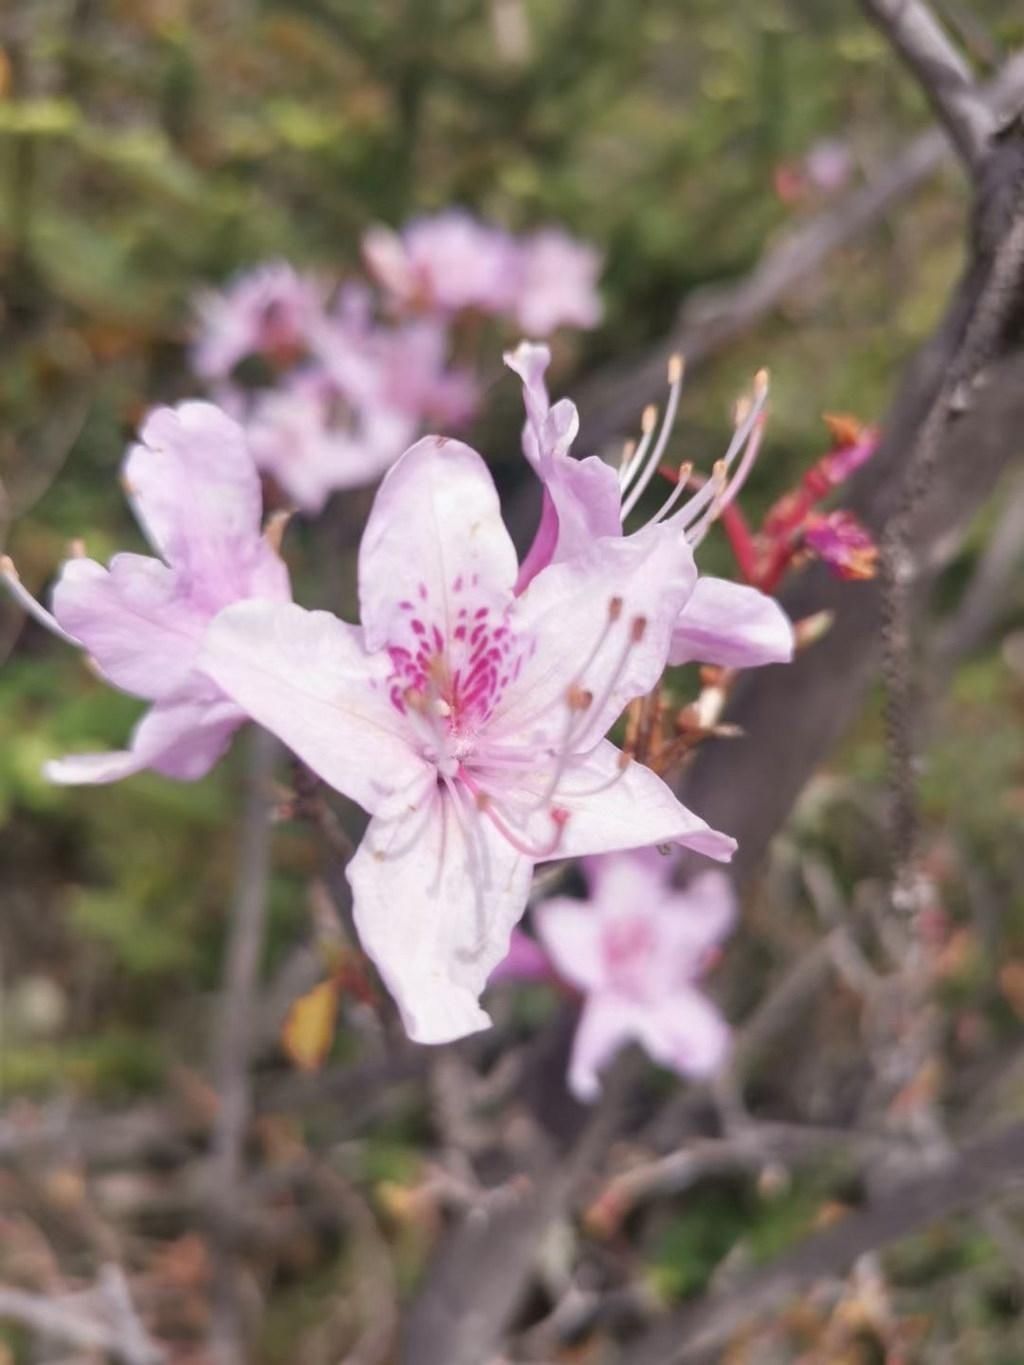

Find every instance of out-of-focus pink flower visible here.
[192,263,327,380]
[506,341,793,670]
[200,437,734,1044]
[244,376,399,516]
[1,404,291,783]
[515,228,603,336]
[802,510,879,580]
[363,210,519,316]
[227,284,480,512]
[804,138,853,194]
[489,929,554,985]
[528,850,735,1100]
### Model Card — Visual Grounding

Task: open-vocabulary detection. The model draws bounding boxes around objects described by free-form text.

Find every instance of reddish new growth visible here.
[693,413,880,593]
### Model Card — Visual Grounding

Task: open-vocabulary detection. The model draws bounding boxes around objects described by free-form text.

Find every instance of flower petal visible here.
[358,436,518,654]
[551,742,736,863]
[636,988,731,1080]
[568,997,640,1101]
[52,555,207,699]
[505,342,620,589]
[124,402,289,604]
[658,871,737,965]
[668,577,794,668]
[348,787,532,1043]
[199,600,427,815]
[45,691,243,785]
[533,898,607,992]
[496,525,698,751]
[488,928,553,985]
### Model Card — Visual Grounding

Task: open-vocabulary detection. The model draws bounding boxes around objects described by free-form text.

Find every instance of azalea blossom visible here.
[362,209,519,316]
[1,403,291,783]
[506,342,794,670]
[199,436,735,1045]
[498,851,735,1100]
[227,285,478,513]
[515,228,603,337]
[363,212,603,336]
[192,262,328,380]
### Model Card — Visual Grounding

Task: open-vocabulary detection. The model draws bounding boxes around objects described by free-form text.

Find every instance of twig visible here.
[0,1274,164,1365]
[861,0,994,172]
[206,725,278,1365]
[619,1119,1024,1365]
[880,184,1024,905]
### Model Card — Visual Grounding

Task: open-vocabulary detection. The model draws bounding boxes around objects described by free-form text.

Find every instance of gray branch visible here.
[861,0,994,172]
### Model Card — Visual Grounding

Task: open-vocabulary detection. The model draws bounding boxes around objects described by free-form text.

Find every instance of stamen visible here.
[685,461,730,548]
[642,460,694,530]
[443,773,492,892]
[560,749,632,799]
[0,556,80,647]
[663,371,769,537]
[618,404,659,493]
[462,771,570,859]
[620,355,686,520]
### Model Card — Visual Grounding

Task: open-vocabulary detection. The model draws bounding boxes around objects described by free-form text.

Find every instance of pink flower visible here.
[2,404,291,783]
[244,372,412,516]
[192,262,327,380]
[199,436,735,1044]
[362,210,519,316]
[229,284,480,513]
[533,851,735,1100]
[802,510,878,580]
[515,228,603,336]
[506,342,794,670]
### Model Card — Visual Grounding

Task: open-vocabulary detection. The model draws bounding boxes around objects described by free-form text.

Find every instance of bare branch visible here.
[619,1120,1024,1365]
[0,1273,164,1365]
[207,725,278,1365]
[862,0,994,172]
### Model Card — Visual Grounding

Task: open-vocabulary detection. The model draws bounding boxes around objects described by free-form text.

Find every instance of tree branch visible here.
[207,725,277,1365]
[0,1270,164,1365]
[861,0,994,172]
[620,1120,1024,1365]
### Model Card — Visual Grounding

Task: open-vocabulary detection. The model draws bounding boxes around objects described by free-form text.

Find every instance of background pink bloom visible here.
[192,262,328,380]
[515,228,603,336]
[39,403,290,783]
[363,209,519,316]
[201,437,734,1044]
[533,850,736,1100]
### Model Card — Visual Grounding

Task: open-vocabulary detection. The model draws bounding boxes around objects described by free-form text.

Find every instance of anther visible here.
[641,404,658,435]
[568,684,593,712]
[608,596,623,622]
[630,616,648,644]
[668,353,685,386]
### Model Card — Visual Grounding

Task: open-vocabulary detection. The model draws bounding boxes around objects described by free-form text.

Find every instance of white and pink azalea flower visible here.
[505,342,794,670]
[199,436,735,1045]
[1,403,291,783]
[515,228,603,337]
[222,284,479,514]
[192,262,328,381]
[499,850,736,1100]
[362,209,520,317]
